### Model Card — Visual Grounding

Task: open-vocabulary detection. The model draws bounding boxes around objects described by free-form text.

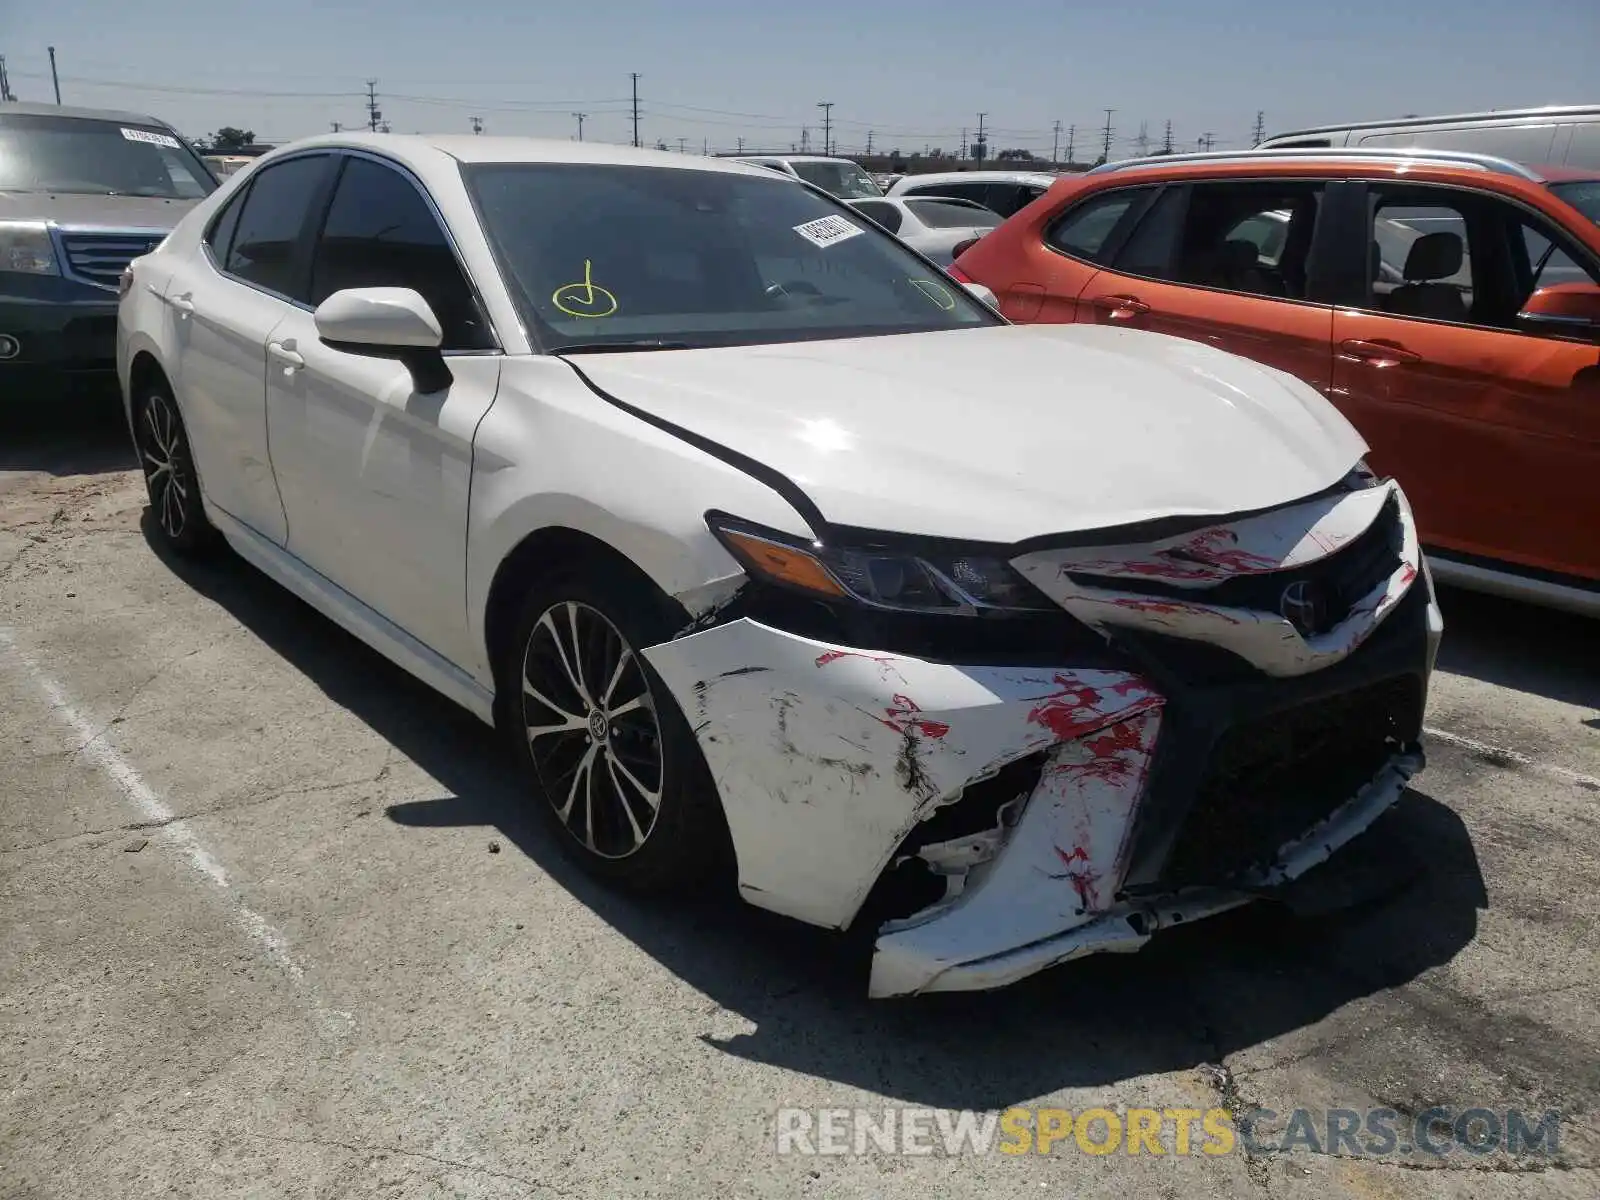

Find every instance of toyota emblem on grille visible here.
[1279,580,1326,636]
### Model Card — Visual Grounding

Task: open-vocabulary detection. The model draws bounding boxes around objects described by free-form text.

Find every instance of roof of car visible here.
[1086,147,1556,183]
[1262,103,1600,141]
[254,132,785,177]
[0,99,174,127]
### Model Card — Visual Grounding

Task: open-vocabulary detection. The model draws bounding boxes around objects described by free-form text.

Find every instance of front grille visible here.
[58,231,166,290]
[1158,673,1423,887]
[1072,494,1403,636]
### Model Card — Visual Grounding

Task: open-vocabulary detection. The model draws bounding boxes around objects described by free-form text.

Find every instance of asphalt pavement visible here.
[2,404,1596,1198]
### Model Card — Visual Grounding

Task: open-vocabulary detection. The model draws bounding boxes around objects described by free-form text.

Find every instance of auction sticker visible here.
[121,128,183,149]
[793,214,863,249]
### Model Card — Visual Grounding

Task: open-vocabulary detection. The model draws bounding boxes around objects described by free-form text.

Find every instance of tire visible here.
[501,564,729,892]
[133,379,218,556]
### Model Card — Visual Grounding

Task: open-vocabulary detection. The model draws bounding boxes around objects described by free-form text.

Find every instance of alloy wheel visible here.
[520,600,665,859]
[139,392,190,542]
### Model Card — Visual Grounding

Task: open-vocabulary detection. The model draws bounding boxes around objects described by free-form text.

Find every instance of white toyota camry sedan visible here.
[118,135,1443,997]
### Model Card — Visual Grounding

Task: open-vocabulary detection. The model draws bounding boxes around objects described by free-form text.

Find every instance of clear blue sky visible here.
[2,0,1595,156]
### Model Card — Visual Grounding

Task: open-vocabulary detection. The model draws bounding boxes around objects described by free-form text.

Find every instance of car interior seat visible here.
[1384,232,1469,321]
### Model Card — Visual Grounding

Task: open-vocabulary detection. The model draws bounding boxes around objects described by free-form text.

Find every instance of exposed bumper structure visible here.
[643,477,1442,997]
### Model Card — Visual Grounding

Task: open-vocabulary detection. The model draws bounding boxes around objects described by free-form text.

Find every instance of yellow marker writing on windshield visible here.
[552,259,618,318]
[909,278,956,311]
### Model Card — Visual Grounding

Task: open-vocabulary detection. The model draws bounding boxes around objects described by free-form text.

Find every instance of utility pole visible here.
[0,56,15,103]
[571,112,586,141]
[365,80,381,132]
[1162,119,1173,154]
[1198,132,1215,151]
[817,101,833,156]
[1051,120,1062,167]
[1066,124,1075,163]
[1135,121,1150,156]
[866,130,874,155]
[630,72,640,148]
[470,115,482,135]
[960,128,967,159]
[677,136,687,154]
[1100,108,1114,163]
[702,137,708,155]
[735,136,744,153]
[975,112,987,167]
[800,126,810,152]
[1252,110,1266,145]
[48,46,61,104]
[330,121,342,133]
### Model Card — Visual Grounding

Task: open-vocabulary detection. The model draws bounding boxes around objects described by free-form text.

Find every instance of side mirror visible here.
[313,287,453,392]
[959,280,1000,310]
[1517,282,1600,339]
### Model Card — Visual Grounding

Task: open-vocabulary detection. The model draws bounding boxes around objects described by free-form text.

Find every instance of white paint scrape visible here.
[1,626,352,1039]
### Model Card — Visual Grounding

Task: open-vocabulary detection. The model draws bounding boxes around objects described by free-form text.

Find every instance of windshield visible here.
[0,113,216,198]
[788,159,883,198]
[1549,180,1600,228]
[464,163,997,352]
[906,198,1002,229]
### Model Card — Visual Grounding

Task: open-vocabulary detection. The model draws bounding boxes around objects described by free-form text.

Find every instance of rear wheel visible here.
[134,380,217,555]
[502,567,727,890]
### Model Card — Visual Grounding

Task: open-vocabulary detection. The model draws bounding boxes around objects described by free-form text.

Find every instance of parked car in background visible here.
[726,154,882,198]
[118,133,1439,997]
[887,170,1058,218]
[872,172,905,192]
[203,155,254,179]
[847,195,1001,264]
[953,147,1600,613]
[1,102,216,397]
[1259,104,1600,170]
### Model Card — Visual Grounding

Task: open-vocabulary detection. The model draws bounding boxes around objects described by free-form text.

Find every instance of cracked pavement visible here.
[2,406,1597,1198]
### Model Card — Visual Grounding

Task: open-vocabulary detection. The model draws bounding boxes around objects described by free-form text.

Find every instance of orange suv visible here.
[953,149,1600,613]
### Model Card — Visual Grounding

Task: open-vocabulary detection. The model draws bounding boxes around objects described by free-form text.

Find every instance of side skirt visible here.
[211,508,497,726]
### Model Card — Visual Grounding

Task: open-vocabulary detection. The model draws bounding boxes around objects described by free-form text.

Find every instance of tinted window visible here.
[1109,181,1323,300]
[1549,179,1600,228]
[789,160,882,198]
[464,163,996,351]
[904,199,1000,229]
[985,184,1047,217]
[310,156,493,351]
[205,189,245,261]
[225,155,332,299]
[850,200,903,234]
[907,181,989,207]
[0,113,216,198]
[1045,189,1147,262]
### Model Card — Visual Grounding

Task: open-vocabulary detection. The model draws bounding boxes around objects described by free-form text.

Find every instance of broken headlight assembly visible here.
[707,512,1055,616]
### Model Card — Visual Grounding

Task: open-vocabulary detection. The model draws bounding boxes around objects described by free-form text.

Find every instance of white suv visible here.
[728,154,882,198]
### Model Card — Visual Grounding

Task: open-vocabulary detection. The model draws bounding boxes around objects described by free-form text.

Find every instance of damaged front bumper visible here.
[643,478,1441,998]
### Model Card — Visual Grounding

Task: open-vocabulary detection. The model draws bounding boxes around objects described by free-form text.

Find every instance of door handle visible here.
[167,292,195,315]
[1338,338,1420,368]
[1091,294,1150,320]
[267,341,304,369]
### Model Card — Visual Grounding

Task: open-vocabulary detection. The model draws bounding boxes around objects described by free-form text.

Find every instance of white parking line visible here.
[1,626,352,1040]
[1424,725,1600,790]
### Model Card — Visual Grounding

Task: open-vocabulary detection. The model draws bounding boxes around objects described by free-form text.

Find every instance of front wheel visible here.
[134,381,217,555]
[502,567,728,891]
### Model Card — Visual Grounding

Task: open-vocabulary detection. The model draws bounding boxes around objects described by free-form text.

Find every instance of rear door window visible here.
[1044,188,1152,263]
[223,154,334,301]
[850,200,903,234]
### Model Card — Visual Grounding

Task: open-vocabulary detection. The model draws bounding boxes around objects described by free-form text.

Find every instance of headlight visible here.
[0,222,60,276]
[708,513,1054,615]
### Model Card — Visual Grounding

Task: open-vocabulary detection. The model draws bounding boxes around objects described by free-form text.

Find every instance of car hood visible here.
[0,190,199,230]
[568,324,1368,543]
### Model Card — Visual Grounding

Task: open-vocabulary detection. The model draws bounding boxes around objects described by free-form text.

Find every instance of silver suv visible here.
[1,102,216,397]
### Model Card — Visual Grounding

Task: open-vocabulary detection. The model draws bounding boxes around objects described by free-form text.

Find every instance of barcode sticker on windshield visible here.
[121,128,182,149]
[793,214,863,249]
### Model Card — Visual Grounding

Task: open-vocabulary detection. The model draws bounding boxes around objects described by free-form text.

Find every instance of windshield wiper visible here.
[554,339,697,354]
